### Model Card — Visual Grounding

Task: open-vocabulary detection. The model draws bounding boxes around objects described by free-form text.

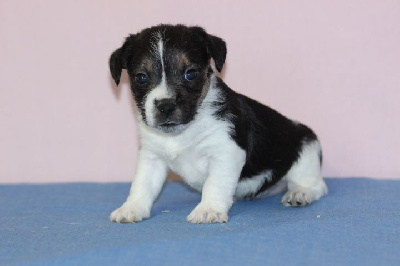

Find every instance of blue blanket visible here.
[1,178,399,265]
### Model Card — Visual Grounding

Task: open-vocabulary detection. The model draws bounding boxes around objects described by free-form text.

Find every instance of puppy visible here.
[109,24,327,224]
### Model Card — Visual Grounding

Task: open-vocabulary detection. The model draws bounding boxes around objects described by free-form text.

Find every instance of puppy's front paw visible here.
[187,203,228,224]
[110,203,150,223]
[281,189,312,207]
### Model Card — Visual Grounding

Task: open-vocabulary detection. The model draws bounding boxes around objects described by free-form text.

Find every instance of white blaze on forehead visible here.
[144,36,171,126]
[157,35,165,77]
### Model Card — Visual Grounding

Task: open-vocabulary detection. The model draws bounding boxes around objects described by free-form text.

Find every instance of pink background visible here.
[1,0,399,183]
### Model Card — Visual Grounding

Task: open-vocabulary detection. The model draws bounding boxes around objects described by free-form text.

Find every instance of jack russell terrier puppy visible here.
[109,24,327,224]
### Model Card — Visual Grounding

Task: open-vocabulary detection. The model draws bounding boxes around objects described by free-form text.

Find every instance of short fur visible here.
[109,24,327,224]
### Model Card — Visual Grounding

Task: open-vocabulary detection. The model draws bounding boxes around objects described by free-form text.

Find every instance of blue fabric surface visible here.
[1,178,399,265]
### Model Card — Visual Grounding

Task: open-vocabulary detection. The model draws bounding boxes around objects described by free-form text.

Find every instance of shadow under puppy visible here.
[109,24,327,224]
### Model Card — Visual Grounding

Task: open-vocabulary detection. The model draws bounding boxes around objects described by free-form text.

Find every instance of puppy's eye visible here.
[135,73,148,84]
[184,69,197,81]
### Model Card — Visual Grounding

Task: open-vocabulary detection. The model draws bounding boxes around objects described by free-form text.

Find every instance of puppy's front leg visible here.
[187,151,245,224]
[110,150,168,223]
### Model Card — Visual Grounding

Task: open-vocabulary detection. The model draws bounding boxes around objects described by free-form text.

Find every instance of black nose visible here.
[155,99,176,116]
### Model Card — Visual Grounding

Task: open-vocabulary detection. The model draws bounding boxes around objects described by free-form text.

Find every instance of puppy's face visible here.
[109,25,227,133]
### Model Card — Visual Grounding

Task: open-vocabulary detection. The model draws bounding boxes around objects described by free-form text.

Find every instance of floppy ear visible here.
[109,47,125,86]
[206,34,227,72]
[109,36,134,86]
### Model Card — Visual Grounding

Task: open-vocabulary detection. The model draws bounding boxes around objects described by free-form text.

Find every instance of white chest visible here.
[139,118,235,192]
[142,133,211,191]
[167,146,210,191]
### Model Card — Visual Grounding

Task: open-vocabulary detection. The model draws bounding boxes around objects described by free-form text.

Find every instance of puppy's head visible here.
[109,24,226,133]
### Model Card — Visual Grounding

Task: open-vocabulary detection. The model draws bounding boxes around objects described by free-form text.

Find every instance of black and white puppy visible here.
[109,24,327,224]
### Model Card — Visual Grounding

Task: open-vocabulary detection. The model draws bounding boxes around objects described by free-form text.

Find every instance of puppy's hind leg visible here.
[281,140,328,207]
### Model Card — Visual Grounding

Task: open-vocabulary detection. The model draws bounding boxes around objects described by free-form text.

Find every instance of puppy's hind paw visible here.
[281,189,312,207]
[187,203,228,224]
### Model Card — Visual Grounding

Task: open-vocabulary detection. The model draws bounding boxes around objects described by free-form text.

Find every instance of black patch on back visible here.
[213,78,319,197]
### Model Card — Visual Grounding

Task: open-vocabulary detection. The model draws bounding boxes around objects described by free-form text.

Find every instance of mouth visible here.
[160,120,179,127]
[156,120,186,133]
